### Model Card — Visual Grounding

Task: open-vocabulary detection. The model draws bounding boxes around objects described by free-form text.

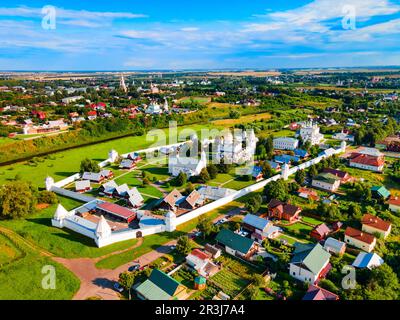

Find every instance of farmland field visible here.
[0,233,23,266]
[0,124,218,188]
[210,269,249,298]
[212,112,272,126]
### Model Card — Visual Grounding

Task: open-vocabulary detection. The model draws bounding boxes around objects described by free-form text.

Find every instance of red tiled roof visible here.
[361,214,391,232]
[388,196,400,206]
[349,154,384,167]
[345,227,375,244]
[87,111,97,116]
[97,202,136,220]
[191,249,210,261]
[303,285,339,301]
[312,224,331,236]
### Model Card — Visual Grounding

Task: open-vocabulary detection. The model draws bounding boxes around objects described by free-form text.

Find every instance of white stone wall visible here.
[53,173,81,188]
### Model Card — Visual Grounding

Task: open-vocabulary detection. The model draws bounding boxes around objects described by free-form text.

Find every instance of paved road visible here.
[54,239,177,300]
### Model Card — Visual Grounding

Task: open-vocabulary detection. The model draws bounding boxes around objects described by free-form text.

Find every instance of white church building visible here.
[299,122,324,145]
[216,129,258,164]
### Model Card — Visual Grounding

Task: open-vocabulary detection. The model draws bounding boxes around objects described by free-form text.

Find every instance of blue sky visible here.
[1,0,400,70]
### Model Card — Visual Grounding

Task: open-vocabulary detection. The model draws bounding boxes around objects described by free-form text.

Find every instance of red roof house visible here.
[303,285,339,300]
[266,199,301,222]
[310,223,331,241]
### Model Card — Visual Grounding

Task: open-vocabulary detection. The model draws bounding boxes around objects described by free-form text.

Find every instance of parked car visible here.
[113,282,124,293]
[238,230,249,237]
[128,264,140,272]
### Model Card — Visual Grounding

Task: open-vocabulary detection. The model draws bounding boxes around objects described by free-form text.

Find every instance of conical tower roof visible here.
[54,204,68,221]
[96,215,112,239]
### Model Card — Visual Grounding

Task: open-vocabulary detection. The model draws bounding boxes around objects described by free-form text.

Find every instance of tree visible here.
[263,180,288,202]
[37,191,58,204]
[295,169,305,185]
[197,215,215,239]
[261,162,272,178]
[118,271,135,300]
[176,235,192,254]
[308,165,318,178]
[265,135,274,158]
[0,181,37,219]
[80,158,100,173]
[198,168,210,183]
[207,164,218,179]
[174,172,187,186]
[245,194,263,213]
[185,182,195,195]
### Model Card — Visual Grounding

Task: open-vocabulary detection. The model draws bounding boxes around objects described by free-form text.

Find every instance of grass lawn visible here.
[283,222,313,236]
[0,124,217,188]
[301,216,324,226]
[0,231,80,300]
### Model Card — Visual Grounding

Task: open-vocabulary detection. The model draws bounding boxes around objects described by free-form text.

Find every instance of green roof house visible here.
[289,243,331,284]
[311,172,341,192]
[135,269,186,300]
[215,229,257,260]
[371,186,391,199]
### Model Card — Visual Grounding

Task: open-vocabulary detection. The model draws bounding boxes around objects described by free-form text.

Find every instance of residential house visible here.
[332,131,355,142]
[242,214,281,242]
[303,285,339,301]
[126,188,144,208]
[344,227,376,252]
[120,159,136,169]
[273,137,299,151]
[82,172,104,183]
[322,168,352,183]
[204,244,222,259]
[348,153,385,172]
[312,173,341,192]
[310,223,331,241]
[361,213,392,239]
[323,237,346,256]
[157,189,184,212]
[113,184,130,198]
[298,187,319,201]
[185,249,219,278]
[370,186,391,200]
[388,196,400,213]
[135,269,187,300]
[75,180,91,193]
[294,149,309,159]
[252,166,263,181]
[98,180,118,197]
[178,190,202,210]
[266,199,302,223]
[289,243,331,284]
[215,229,258,260]
[274,154,300,164]
[352,252,384,270]
[266,161,281,171]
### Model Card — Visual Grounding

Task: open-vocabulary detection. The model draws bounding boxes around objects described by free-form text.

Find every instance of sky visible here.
[1,0,400,71]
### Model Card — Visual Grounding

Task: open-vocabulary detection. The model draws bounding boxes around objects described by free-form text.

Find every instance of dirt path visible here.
[0,226,53,257]
[53,239,176,300]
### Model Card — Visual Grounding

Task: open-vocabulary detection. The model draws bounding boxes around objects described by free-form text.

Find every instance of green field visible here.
[0,232,79,300]
[210,269,249,298]
[0,124,218,188]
